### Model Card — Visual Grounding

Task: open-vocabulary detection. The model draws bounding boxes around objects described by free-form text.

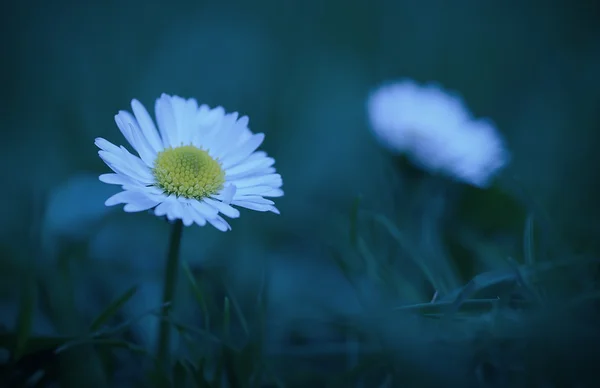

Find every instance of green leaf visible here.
[14,277,37,360]
[89,285,138,332]
[182,262,210,330]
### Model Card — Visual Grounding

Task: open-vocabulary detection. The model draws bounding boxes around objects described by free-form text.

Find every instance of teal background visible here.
[1,0,599,386]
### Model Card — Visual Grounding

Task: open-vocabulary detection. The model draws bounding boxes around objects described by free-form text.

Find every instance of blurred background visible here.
[2,0,600,387]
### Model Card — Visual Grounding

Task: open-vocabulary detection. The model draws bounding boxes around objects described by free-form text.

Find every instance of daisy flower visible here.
[96,94,283,231]
[367,79,509,187]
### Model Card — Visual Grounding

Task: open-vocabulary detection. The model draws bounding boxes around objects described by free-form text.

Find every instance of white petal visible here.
[262,188,284,197]
[178,98,199,145]
[243,150,268,163]
[128,123,157,167]
[155,94,176,148]
[233,195,274,205]
[234,185,279,197]
[154,200,173,217]
[191,200,219,219]
[196,105,225,126]
[212,184,236,204]
[114,112,136,148]
[166,200,184,221]
[105,190,151,207]
[231,174,282,189]
[231,200,278,213]
[192,106,225,149]
[203,198,240,219]
[207,215,231,232]
[221,133,265,170]
[99,173,136,187]
[131,99,163,153]
[98,150,154,184]
[95,137,121,153]
[189,206,207,226]
[181,204,194,227]
[169,96,186,146]
[225,156,275,180]
[207,113,239,159]
[124,197,160,212]
[114,111,157,166]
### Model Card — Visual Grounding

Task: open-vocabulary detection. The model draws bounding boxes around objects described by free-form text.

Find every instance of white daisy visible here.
[96,94,283,231]
[367,79,510,187]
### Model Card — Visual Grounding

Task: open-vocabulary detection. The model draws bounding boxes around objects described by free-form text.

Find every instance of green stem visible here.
[157,219,184,371]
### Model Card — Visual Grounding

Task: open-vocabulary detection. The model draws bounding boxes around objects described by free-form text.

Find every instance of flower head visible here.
[367,80,509,187]
[96,94,283,231]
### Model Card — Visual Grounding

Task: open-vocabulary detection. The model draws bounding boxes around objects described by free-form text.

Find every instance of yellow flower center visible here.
[153,145,225,200]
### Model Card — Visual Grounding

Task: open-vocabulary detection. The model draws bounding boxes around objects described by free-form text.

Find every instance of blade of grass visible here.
[440,268,519,302]
[157,315,221,344]
[223,347,241,388]
[394,298,501,315]
[192,358,212,388]
[367,213,439,292]
[212,351,225,388]
[349,195,362,248]
[182,262,210,331]
[503,175,570,258]
[506,256,542,303]
[181,358,210,388]
[224,284,249,337]
[357,237,383,285]
[0,334,74,357]
[173,360,187,388]
[89,285,138,332]
[223,296,231,342]
[14,277,37,360]
[55,337,149,356]
[93,301,170,338]
[524,214,535,266]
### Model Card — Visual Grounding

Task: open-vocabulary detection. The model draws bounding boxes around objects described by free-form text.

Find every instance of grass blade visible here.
[223,296,231,341]
[14,277,37,360]
[55,337,149,356]
[368,213,438,291]
[224,284,249,337]
[173,360,187,388]
[524,213,535,265]
[89,285,138,332]
[349,195,362,248]
[183,262,210,330]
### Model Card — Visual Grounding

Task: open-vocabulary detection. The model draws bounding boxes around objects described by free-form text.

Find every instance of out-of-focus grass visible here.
[1,174,599,387]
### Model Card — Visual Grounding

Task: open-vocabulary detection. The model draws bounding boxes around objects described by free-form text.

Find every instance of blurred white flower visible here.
[96,94,283,231]
[367,80,509,187]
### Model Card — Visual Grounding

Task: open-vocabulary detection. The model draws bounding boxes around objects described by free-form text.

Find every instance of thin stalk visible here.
[157,219,184,371]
